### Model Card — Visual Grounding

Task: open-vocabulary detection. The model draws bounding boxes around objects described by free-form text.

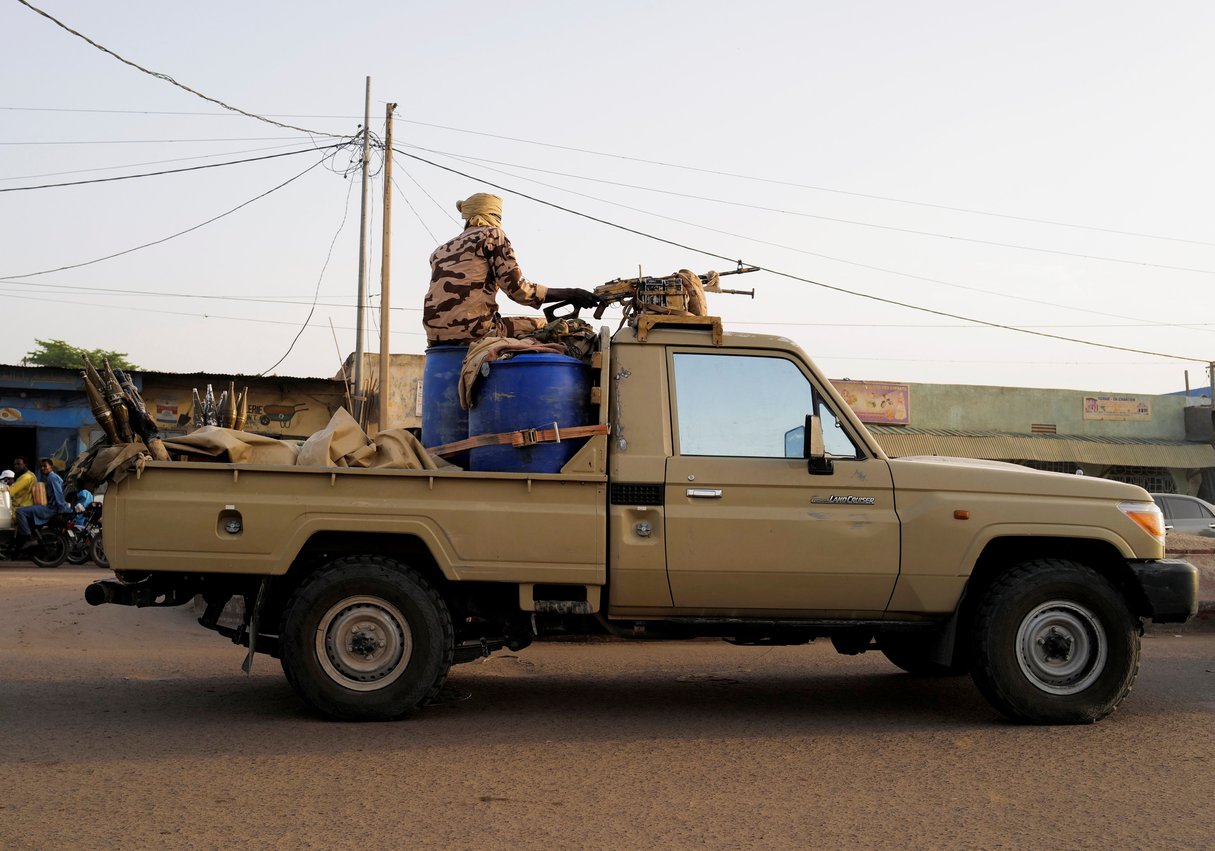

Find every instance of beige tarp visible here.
[74,409,455,491]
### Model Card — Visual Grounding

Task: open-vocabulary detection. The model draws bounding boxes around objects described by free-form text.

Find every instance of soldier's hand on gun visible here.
[545,288,599,309]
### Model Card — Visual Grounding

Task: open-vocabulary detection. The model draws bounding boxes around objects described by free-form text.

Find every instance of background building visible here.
[836,379,1215,497]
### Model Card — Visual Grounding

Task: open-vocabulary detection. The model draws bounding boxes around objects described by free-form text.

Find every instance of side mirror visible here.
[804,414,834,476]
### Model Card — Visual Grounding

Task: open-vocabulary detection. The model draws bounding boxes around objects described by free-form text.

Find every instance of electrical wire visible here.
[391,156,461,227]
[0,289,427,337]
[0,148,342,280]
[390,174,438,242]
[0,143,344,192]
[0,136,313,145]
[5,104,1209,248]
[400,142,1215,275]
[259,169,359,375]
[0,140,320,183]
[389,118,1215,250]
[15,1,337,138]
[392,147,1210,364]
[411,145,1215,334]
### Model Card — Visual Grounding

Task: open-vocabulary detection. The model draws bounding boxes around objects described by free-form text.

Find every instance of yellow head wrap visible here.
[456,193,503,228]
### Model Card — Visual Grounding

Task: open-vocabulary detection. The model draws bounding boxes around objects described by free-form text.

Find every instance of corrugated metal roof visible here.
[866,427,1215,467]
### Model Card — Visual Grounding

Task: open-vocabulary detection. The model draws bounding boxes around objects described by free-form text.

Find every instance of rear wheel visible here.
[91,534,108,569]
[279,556,453,721]
[970,559,1139,724]
[31,529,67,568]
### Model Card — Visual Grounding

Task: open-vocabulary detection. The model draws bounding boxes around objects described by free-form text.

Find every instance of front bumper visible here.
[1130,559,1199,623]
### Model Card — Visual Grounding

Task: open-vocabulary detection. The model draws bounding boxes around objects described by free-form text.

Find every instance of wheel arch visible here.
[963,535,1149,623]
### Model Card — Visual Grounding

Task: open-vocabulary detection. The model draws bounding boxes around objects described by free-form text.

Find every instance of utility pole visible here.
[378,102,396,429]
[352,76,372,423]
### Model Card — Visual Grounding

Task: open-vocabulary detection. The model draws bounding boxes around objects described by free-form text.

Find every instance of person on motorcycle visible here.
[14,458,69,549]
[71,488,94,529]
[8,457,36,508]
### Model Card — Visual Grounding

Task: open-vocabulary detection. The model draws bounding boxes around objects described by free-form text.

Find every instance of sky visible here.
[2,0,1213,395]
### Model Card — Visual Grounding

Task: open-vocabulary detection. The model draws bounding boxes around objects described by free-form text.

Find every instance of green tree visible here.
[25,339,139,371]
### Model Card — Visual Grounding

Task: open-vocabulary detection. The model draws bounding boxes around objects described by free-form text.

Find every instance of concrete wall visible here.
[140,374,347,441]
[900,383,1187,440]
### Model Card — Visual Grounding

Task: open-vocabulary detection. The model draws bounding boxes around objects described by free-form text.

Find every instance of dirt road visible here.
[1,567,1211,849]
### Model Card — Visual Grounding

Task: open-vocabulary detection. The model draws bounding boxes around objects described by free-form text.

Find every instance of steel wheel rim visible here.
[1015,600,1108,695]
[314,595,412,692]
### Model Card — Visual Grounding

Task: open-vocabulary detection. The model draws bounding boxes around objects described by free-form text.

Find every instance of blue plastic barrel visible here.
[468,353,593,473]
[421,344,470,467]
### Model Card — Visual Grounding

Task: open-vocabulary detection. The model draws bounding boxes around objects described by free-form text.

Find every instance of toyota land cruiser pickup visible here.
[85,323,1199,724]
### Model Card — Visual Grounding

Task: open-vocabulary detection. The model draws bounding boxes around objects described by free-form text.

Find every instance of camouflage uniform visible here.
[423,226,548,345]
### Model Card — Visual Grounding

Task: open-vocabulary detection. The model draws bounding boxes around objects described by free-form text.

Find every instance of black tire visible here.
[880,634,967,677]
[970,559,1140,725]
[31,530,67,569]
[66,539,90,565]
[279,556,453,721]
[91,534,108,569]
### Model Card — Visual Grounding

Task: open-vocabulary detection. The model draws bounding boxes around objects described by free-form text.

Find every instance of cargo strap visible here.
[427,423,611,458]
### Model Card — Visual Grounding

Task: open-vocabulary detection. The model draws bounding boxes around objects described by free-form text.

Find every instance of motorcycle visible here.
[0,511,69,568]
[65,502,107,568]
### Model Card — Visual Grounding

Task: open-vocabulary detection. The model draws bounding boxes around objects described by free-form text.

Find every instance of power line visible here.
[0,141,317,182]
[392,146,1210,365]
[259,168,359,375]
[390,174,437,242]
[0,149,340,280]
[418,145,1215,334]
[0,136,310,145]
[0,143,343,192]
[15,1,336,138]
[390,118,1215,249]
[402,142,1215,275]
[0,290,427,338]
[8,105,1210,249]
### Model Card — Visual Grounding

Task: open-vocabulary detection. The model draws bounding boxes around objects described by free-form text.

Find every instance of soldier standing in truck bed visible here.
[423,192,596,345]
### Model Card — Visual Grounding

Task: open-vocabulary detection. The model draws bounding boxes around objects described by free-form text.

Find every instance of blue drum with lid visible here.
[421,344,470,468]
[468,353,593,473]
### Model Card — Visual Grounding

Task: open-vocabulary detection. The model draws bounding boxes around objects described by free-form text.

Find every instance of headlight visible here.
[1118,501,1165,545]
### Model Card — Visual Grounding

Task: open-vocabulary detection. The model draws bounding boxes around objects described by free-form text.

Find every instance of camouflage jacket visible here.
[423,226,548,344]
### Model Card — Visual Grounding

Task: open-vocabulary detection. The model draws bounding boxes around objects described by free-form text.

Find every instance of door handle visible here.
[687,488,723,499]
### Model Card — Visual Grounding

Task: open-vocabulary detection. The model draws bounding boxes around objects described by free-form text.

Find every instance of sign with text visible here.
[1083,395,1152,421]
[831,380,911,424]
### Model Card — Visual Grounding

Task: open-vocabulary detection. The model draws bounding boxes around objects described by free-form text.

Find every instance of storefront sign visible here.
[1083,395,1151,421]
[831,380,911,424]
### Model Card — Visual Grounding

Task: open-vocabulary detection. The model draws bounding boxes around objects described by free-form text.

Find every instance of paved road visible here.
[1,567,1211,850]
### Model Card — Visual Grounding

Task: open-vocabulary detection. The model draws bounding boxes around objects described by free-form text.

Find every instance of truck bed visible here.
[104,462,607,587]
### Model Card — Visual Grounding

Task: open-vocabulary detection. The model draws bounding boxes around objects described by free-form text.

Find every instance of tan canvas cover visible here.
[164,427,300,466]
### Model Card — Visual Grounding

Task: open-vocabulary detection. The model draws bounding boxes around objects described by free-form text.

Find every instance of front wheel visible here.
[279,556,454,721]
[970,559,1139,724]
[66,537,90,565]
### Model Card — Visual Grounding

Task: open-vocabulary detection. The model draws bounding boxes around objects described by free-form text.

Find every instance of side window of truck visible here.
[672,353,859,459]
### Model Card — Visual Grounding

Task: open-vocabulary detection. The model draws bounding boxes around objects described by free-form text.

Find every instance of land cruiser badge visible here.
[810,495,876,505]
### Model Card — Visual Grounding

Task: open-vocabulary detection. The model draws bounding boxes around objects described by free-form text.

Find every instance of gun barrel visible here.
[718,288,755,298]
[715,265,760,277]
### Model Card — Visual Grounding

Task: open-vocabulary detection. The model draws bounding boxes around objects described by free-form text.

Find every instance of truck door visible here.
[663,350,899,614]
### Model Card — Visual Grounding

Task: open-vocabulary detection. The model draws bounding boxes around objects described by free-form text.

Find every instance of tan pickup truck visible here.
[86,323,1198,724]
